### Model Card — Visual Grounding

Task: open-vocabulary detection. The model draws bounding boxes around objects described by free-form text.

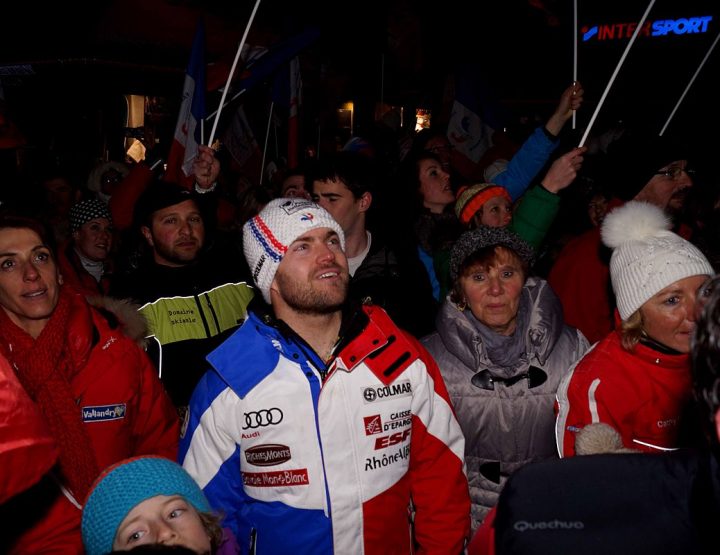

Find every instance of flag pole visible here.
[207,0,263,146]
[578,0,656,147]
[206,88,247,123]
[572,0,578,130]
[260,101,274,184]
[659,29,720,136]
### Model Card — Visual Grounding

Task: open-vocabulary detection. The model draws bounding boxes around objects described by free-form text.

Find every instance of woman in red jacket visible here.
[556,201,714,457]
[0,215,179,554]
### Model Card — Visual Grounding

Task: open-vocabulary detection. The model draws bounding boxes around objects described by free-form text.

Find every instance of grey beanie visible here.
[450,226,535,282]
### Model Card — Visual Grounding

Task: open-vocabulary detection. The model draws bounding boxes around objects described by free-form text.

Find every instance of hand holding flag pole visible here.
[207,0,263,147]
[578,0,656,147]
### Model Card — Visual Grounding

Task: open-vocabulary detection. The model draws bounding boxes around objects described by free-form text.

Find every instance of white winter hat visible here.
[243,198,345,304]
[602,201,713,321]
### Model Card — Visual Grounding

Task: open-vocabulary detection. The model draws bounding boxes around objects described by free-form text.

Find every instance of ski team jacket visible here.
[556,330,693,457]
[180,304,471,555]
[2,291,179,555]
[111,244,254,408]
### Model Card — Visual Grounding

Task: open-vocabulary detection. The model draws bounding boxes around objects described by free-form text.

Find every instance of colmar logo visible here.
[362,381,412,403]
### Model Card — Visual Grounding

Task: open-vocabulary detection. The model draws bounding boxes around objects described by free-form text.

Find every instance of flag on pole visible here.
[221,104,262,180]
[165,19,206,188]
[446,66,499,180]
[272,57,302,168]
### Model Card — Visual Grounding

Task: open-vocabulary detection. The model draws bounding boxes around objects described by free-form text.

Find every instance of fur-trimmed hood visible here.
[86,296,149,347]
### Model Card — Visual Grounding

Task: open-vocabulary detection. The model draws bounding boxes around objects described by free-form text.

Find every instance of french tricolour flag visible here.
[165,19,206,188]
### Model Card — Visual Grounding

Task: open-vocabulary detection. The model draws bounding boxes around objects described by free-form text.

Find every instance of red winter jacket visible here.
[2,291,179,555]
[0,355,58,504]
[555,330,692,457]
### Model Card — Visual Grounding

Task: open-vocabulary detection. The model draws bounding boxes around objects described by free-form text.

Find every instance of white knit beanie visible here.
[602,201,714,321]
[243,198,345,304]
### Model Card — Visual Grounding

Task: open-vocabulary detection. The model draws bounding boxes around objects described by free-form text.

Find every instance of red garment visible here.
[57,241,111,298]
[108,162,155,231]
[0,354,58,504]
[547,226,612,344]
[556,330,692,457]
[467,506,497,555]
[4,292,179,555]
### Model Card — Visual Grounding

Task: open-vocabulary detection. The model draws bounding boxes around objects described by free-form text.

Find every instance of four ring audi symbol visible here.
[243,408,284,429]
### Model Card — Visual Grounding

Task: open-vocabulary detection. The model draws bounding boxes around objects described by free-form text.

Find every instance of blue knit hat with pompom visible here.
[81,456,211,555]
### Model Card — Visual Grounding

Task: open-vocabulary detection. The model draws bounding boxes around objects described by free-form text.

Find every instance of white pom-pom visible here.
[601,201,671,249]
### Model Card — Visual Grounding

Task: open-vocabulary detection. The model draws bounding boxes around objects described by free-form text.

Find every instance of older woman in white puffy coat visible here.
[422,226,588,530]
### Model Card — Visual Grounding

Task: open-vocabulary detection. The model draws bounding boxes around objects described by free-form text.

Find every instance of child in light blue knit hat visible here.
[82,456,237,555]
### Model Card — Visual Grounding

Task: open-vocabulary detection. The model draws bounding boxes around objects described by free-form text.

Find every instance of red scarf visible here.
[0,288,99,501]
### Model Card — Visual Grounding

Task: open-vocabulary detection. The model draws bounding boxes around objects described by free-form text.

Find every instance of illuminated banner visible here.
[582,15,712,41]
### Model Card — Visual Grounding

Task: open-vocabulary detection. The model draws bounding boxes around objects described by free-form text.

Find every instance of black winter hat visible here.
[133,181,197,228]
[602,130,689,201]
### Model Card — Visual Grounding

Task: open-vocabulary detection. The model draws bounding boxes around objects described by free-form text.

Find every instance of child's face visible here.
[478,196,512,228]
[113,495,212,554]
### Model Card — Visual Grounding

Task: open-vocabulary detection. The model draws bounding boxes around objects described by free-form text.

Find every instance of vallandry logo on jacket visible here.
[82,404,126,422]
[362,381,412,403]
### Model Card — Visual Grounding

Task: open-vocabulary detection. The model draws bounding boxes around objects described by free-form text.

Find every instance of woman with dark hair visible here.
[422,226,588,529]
[0,215,178,554]
[397,150,462,300]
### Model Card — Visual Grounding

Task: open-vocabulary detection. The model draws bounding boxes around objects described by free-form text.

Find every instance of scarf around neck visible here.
[0,287,99,501]
[465,292,530,368]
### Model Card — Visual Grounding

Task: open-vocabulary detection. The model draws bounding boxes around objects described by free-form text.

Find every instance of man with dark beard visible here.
[179,198,471,555]
[110,181,254,413]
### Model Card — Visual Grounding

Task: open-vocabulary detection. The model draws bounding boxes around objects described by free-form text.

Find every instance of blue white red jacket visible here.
[180,304,470,555]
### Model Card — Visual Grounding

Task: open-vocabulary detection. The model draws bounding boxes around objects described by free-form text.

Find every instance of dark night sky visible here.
[1,0,719,172]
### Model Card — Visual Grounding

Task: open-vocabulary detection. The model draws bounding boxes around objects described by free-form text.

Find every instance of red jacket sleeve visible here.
[0,355,58,504]
[404,333,471,554]
[468,506,497,555]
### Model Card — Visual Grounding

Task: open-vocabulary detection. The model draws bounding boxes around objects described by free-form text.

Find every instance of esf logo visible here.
[374,429,411,450]
[582,15,712,41]
[242,408,284,430]
[362,381,412,403]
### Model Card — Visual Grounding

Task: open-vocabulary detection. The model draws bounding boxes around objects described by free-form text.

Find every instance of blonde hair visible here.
[619,310,644,351]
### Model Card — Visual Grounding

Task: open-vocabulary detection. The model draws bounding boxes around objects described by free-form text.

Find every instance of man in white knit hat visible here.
[180,197,471,555]
[556,201,715,457]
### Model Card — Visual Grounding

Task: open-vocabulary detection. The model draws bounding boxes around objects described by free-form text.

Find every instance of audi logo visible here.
[242,408,284,429]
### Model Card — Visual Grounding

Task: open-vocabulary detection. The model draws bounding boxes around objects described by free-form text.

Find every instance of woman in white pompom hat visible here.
[556,201,715,457]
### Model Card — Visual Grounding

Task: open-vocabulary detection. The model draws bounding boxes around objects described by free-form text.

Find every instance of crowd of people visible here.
[1,74,720,555]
